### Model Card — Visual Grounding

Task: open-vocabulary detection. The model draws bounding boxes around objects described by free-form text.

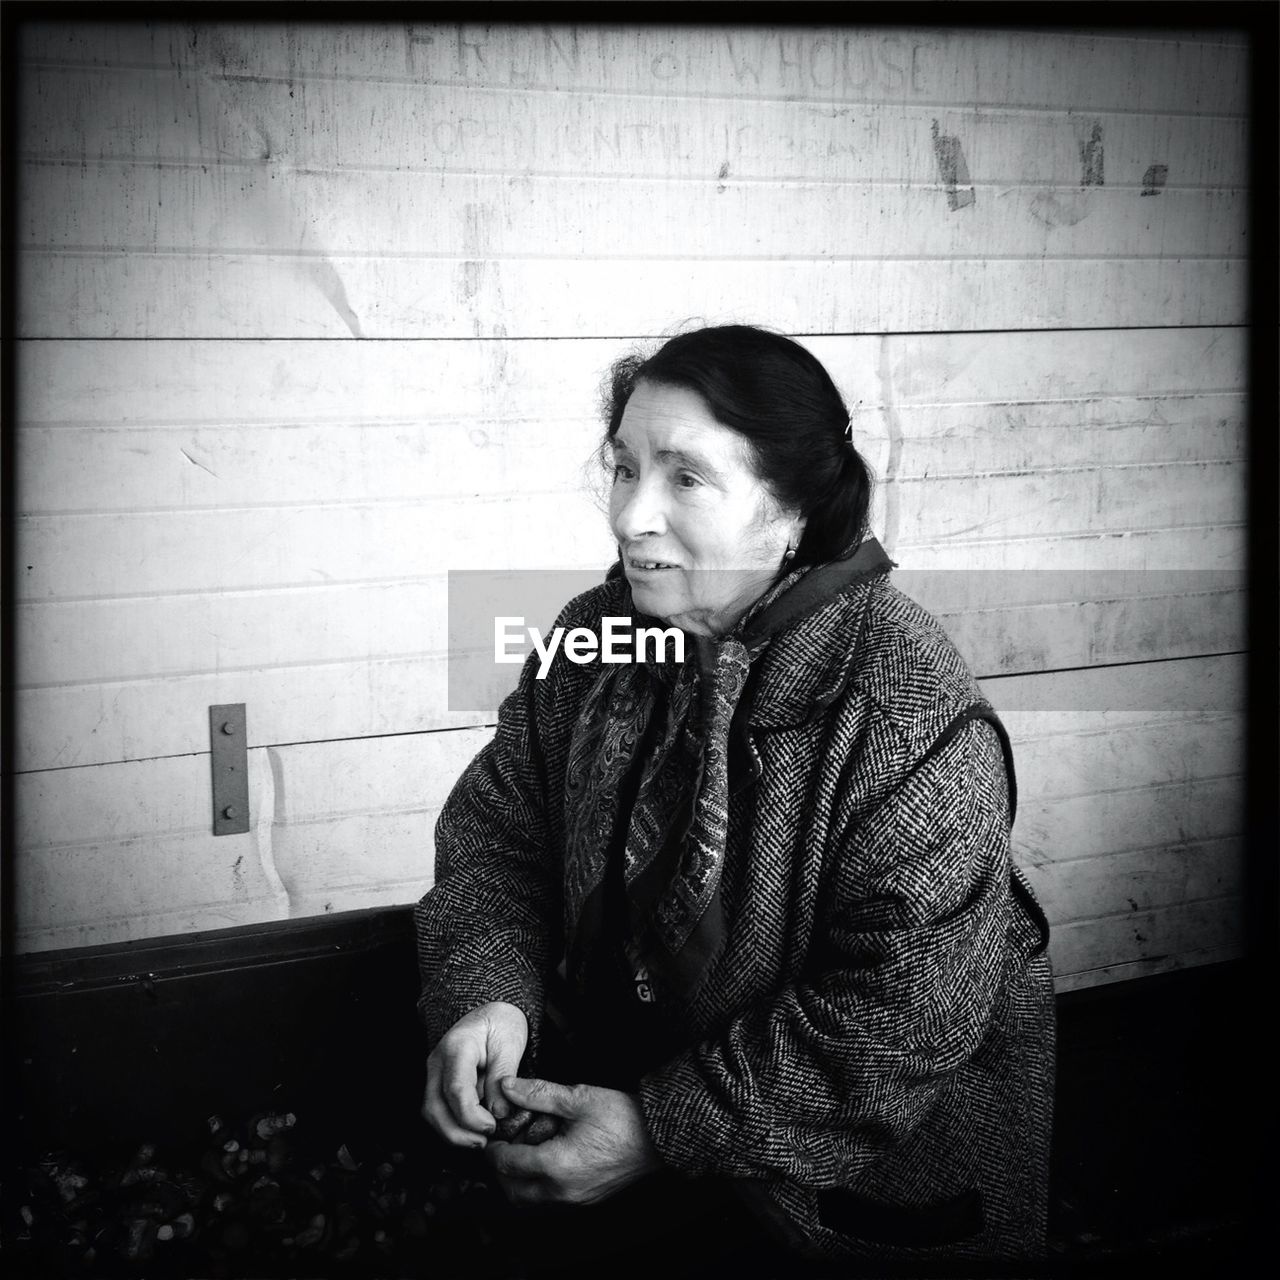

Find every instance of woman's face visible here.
[608,380,804,637]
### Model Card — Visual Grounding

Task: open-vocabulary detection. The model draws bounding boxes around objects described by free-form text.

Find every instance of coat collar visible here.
[741,539,892,729]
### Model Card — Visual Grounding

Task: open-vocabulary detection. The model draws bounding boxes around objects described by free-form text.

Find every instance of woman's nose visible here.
[611,476,668,540]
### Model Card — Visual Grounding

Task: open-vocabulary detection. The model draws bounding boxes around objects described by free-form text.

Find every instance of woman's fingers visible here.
[421,1005,532,1147]
[477,1003,529,1121]
[422,1065,487,1149]
[422,1039,494,1148]
[499,1075,585,1120]
[480,1049,523,1122]
[441,1050,497,1136]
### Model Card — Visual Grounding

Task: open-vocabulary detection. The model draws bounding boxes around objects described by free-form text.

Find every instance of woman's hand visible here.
[422,1002,528,1149]
[484,1076,663,1206]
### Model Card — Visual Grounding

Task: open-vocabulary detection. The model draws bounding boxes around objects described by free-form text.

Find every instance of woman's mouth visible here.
[627,559,680,572]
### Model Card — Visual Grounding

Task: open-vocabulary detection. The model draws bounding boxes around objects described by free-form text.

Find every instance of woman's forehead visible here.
[615,382,754,469]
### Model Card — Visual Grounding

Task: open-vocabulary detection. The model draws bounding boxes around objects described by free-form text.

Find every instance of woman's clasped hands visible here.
[422,1001,662,1206]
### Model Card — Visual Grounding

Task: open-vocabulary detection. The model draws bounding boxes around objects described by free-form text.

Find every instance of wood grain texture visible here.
[18,24,1248,115]
[24,165,1246,261]
[13,460,1241,600]
[20,66,1249,187]
[15,25,1247,337]
[19,328,1245,433]
[20,252,1247,339]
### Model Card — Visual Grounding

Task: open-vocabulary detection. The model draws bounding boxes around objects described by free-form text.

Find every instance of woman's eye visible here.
[612,462,635,481]
[676,471,702,489]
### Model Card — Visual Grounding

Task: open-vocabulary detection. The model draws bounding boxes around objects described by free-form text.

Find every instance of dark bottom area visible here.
[2,907,1268,1276]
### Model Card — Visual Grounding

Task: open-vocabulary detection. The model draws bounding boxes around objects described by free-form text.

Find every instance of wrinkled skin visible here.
[423,1004,661,1204]
[484,1076,662,1206]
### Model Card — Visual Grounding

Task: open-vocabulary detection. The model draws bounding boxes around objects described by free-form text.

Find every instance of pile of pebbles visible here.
[4,1109,529,1278]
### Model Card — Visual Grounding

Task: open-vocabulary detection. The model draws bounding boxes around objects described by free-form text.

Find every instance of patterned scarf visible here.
[562,537,894,1005]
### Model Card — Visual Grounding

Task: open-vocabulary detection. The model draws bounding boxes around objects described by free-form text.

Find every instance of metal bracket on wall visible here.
[209,704,250,836]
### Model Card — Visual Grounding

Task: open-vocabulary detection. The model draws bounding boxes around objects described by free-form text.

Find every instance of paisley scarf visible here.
[561,537,894,1006]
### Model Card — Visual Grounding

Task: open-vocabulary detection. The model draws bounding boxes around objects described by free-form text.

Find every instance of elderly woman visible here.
[414,325,1054,1274]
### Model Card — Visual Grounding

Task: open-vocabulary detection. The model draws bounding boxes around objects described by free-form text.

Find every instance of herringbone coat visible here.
[415,569,1055,1262]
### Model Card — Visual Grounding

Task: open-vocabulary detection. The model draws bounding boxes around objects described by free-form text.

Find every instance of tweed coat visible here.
[414,565,1055,1263]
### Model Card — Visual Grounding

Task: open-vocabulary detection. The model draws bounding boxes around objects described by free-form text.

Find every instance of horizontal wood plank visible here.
[16,395,1246,517]
[14,459,1243,599]
[1029,836,1244,924]
[15,494,614,599]
[1053,943,1244,992]
[984,648,1242,719]
[19,251,1246,338]
[21,163,1247,262]
[1048,897,1242,981]
[1015,773,1243,871]
[20,67,1250,189]
[18,330,1245,426]
[18,24,1248,116]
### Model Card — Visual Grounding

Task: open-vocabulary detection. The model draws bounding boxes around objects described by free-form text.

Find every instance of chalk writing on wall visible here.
[404,26,934,96]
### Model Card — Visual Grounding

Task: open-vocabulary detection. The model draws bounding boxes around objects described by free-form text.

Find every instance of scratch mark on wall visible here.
[942,512,1021,538]
[876,335,904,557]
[458,200,509,337]
[930,120,975,211]
[490,322,510,384]
[202,27,365,339]
[716,161,730,193]
[1141,164,1168,196]
[309,259,365,338]
[461,260,483,302]
[459,200,490,315]
[261,746,297,916]
[180,447,218,477]
[1077,120,1104,187]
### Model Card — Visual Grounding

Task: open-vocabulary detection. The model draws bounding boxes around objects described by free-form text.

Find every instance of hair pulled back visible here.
[601,325,874,568]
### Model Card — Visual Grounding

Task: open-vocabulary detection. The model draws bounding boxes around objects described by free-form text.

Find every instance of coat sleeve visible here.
[412,643,564,1054]
[637,713,1021,1186]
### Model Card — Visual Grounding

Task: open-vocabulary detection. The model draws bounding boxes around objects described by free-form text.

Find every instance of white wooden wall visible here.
[14,22,1247,990]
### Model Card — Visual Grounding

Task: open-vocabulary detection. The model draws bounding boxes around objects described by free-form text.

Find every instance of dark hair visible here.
[600,325,874,567]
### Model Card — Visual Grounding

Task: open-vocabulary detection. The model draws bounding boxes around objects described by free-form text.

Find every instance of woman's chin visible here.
[626,572,680,616]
